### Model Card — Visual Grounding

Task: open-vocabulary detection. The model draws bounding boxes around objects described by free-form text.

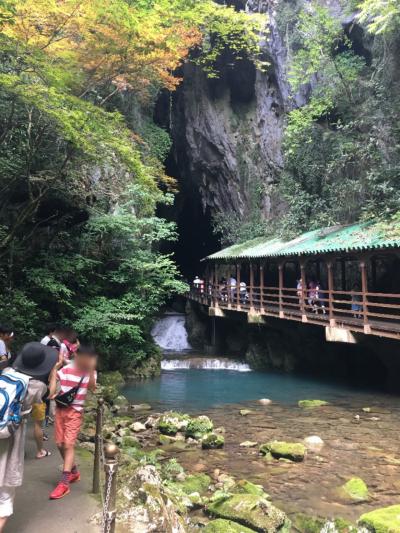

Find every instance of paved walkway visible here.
[8,426,99,533]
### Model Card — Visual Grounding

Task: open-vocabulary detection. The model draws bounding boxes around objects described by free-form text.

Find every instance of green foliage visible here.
[358,0,400,34]
[275,0,400,237]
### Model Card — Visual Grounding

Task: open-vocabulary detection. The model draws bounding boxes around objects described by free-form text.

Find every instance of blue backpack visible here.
[0,369,30,438]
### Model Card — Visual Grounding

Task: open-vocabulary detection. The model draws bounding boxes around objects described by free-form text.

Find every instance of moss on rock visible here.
[207,493,290,532]
[339,477,369,502]
[203,519,256,533]
[185,415,214,439]
[121,435,140,449]
[298,399,329,408]
[202,433,225,449]
[359,505,400,532]
[293,514,354,533]
[158,412,190,435]
[260,441,306,462]
[234,480,266,497]
[168,473,211,495]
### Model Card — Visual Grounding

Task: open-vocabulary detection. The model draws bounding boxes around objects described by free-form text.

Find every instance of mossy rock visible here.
[113,416,132,428]
[293,514,354,533]
[168,473,211,495]
[207,493,290,532]
[359,505,400,532]
[158,412,190,435]
[158,434,178,445]
[202,433,225,449]
[298,399,329,408]
[185,415,214,439]
[113,395,129,408]
[98,371,125,402]
[339,477,369,502]
[121,435,140,449]
[203,519,256,533]
[260,441,306,462]
[234,480,267,497]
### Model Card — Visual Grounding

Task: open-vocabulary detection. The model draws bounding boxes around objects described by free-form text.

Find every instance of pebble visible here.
[258,398,272,405]
[304,435,324,452]
[240,441,258,448]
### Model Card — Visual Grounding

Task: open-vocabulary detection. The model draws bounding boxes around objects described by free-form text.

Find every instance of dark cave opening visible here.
[156,150,220,281]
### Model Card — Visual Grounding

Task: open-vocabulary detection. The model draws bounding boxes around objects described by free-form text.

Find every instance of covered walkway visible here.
[188,222,400,341]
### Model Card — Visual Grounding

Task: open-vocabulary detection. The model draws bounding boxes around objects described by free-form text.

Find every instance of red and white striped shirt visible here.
[57,362,96,412]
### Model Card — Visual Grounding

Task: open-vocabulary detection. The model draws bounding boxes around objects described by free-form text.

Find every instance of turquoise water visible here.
[122,368,369,411]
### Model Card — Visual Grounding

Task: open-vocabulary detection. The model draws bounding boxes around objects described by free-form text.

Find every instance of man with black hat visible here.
[0,342,59,531]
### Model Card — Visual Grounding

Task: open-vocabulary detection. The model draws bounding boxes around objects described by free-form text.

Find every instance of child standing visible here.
[50,344,97,500]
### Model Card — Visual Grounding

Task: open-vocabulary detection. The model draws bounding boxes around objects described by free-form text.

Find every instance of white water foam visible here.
[151,314,192,351]
[161,358,252,372]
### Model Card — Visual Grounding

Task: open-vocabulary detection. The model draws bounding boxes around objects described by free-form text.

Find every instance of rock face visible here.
[169,0,307,224]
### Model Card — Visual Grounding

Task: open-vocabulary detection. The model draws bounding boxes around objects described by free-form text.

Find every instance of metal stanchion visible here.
[102,443,119,533]
[92,397,104,494]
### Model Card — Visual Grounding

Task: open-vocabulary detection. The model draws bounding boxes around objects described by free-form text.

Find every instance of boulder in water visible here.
[185,415,214,439]
[304,436,324,452]
[258,398,272,405]
[234,479,267,497]
[240,441,258,448]
[358,505,400,532]
[207,493,291,532]
[260,441,306,462]
[131,422,146,433]
[167,473,211,495]
[131,403,152,412]
[158,412,191,435]
[239,409,253,416]
[202,433,225,449]
[339,477,369,502]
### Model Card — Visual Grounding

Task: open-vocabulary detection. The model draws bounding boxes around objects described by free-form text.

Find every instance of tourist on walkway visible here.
[228,275,237,301]
[219,278,227,302]
[193,276,201,292]
[240,281,248,304]
[351,283,363,318]
[296,279,303,308]
[0,342,58,531]
[50,344,97,500]
[0,325,14,369]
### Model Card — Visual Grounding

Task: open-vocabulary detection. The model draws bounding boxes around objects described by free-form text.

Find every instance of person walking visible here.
[0,325,14,369]
[50,344,97,500]
[0,343,58,531]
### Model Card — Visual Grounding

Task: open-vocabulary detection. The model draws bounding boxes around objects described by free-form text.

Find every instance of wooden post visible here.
[214,263,219,308]
[360,259,371,334]
[249,263,254,310]
[278,263,284,318]
[300,261,307,322]
[341,259,346,291]
[236,263,241,309]
[371,257,377,290]
[102,444,119,533]
[93,397,104,494]
[259,264,264,312]
[327,261,335,327]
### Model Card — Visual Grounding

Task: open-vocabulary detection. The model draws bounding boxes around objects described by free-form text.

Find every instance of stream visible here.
[123,314,400,524]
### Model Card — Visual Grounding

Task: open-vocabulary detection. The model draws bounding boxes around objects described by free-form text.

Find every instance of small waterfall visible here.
[161,358,252,372]
[151,313,192,351]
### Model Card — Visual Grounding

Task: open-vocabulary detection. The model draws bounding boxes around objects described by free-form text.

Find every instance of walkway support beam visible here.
[360,259,371,334]
[249,263,254,310]
[327,261,335,327]
[279,262,284,318]
[260,264,264,311]
[236,263,241,309]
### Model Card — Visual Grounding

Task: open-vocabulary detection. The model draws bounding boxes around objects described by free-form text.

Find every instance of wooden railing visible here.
[188,283,400,339]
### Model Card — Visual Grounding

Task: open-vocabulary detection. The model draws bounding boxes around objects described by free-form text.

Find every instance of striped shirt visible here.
[57,362,96,412]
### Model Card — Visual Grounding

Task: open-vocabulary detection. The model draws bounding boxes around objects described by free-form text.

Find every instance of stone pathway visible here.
[8,427,99,533]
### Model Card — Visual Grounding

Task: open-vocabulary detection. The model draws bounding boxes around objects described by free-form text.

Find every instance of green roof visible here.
[205,221,400,261]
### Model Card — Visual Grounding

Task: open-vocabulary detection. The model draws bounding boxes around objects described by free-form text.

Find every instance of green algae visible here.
[340,477,369,502]
[359,505,400,532]
[203,519,256,532]
[158,412,190,435]
[293,514,354,533]
[260,441,306,462]
[168,473,211,495]
[298,399,329,408]
[234,479,267,497]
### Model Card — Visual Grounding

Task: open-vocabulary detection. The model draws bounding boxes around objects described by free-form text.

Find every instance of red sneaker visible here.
[69,471,81,483]
[49,482,70,500]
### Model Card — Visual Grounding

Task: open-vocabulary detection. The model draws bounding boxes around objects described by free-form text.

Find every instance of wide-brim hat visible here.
[13,342,58,380]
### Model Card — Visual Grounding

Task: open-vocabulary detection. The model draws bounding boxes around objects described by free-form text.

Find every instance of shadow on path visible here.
[8,426,99,533]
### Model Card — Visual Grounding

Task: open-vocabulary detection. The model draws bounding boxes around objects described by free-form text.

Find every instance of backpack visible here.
[0,369,31,438]
[55,376,84,408]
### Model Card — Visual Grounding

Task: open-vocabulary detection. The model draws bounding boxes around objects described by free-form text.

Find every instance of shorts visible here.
[0,487,16,518]
[54,406,83,446]
[31,402,46,423]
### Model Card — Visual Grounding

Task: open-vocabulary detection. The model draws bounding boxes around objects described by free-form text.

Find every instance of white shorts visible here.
[0,487,16,517]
